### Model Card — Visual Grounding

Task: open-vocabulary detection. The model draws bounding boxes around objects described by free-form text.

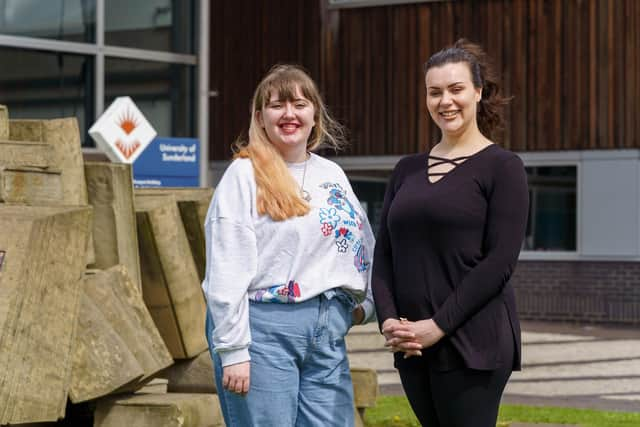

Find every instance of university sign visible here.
[89,97,199,187]
[89,96,157,164]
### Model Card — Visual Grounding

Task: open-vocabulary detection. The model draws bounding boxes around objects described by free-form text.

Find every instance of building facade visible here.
[2,0,640,324]
[209,0,640,324]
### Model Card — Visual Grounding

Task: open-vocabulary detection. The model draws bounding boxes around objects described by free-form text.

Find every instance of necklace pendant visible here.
[301,189,312,202]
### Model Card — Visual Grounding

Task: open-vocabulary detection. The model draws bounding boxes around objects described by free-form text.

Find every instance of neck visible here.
[439,123,486,151]
[279,145,308,163]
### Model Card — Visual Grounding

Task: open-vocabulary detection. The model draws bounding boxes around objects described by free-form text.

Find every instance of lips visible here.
[439,110,459,119]
[279,123,300,134]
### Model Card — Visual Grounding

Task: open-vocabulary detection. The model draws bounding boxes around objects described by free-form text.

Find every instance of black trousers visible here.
[397,337,514,427]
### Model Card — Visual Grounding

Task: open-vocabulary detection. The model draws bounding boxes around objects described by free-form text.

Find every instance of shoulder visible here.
[484,144,523,168]
[472,144,525,181]
[389,152,427,186]
[310,153,345,174]
[217,158,254,188]
[214,158,256,199]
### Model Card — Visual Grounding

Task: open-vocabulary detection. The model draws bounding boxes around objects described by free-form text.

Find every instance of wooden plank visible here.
[0,105,8,140]
[0,206,91,424]
[9,118,93,263]
[134,188,213,282]
[351,367,379,409]
[0,139,54,169]
[69,266,173,403]
[85,162,141,290]
[94,393,224,427]
[135,195,207,359]
[161,350,216,394]
[0,167,63,205]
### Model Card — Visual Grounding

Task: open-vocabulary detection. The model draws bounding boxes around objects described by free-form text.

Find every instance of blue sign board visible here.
[133,137,199,187]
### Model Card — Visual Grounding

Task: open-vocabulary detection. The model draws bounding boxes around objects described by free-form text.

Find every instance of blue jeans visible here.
[206,291,355,427]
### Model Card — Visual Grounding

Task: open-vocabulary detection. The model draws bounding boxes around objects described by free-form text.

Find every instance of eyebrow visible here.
[427,82,465,90]
[268,97,309,103]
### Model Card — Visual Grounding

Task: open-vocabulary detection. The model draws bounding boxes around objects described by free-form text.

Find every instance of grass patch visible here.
[363,396,640,427]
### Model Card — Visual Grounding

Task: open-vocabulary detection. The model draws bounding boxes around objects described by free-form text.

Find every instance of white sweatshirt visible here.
[202,153,376,366]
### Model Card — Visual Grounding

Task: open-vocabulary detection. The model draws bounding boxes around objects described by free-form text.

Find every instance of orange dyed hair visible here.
[233,64,345,221]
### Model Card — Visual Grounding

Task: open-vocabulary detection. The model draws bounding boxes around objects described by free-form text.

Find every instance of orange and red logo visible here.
[115,109,141,159]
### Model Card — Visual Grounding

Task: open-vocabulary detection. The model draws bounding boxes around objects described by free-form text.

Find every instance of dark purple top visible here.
[372,144,529,371]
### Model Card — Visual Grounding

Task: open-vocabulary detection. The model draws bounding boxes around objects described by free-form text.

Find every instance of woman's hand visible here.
[382,318,446,358]
[382,318,422,357]
[222,361,251,396]
[352,304,365,325]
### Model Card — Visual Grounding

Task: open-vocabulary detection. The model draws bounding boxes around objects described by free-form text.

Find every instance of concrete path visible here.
[346,321,640,413]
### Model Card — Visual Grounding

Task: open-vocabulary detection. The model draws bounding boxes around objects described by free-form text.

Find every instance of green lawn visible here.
[363,396,640,427]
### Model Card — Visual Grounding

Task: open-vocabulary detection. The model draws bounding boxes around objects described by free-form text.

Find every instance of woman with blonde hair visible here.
[202,64,375,426]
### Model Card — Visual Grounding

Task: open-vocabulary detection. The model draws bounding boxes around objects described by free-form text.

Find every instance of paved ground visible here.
[346,320,640,413]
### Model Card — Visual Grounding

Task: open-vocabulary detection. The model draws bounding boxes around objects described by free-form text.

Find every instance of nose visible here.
[283,102,295,117]
[441,90,453,105]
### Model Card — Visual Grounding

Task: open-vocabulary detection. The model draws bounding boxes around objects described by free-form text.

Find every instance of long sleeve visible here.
[371,164,402,327]
[359,201,377,324]
[432,155,529,334]
[202,159,257,367]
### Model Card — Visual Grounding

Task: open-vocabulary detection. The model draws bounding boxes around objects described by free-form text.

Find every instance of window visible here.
[105,58,194,138]
[347,170,391,235]
[524,166,577,251]
[0,0,96,42]
[105,0,195,54]
[0,46,93,144]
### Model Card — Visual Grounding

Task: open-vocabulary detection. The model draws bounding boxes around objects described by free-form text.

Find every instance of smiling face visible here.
[256,85,316,161]
[425,62,482,139]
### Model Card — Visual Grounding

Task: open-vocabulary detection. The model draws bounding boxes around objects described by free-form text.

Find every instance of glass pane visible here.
[524,166,577,251]
[105,0,194,54]
[347,170,392,235]
[105,57,195,138]
[0,0,95,42]
[0,47,93,145]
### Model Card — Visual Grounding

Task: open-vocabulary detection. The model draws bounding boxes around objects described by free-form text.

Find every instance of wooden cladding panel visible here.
[209,0,640,159]
[322,0,640,155]
[209,0,321,161]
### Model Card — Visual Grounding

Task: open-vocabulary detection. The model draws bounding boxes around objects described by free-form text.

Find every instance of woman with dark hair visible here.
[372,39,528,426]
[202,64,375,426]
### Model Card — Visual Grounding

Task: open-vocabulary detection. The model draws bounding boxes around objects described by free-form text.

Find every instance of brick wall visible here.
[512,261,640,324]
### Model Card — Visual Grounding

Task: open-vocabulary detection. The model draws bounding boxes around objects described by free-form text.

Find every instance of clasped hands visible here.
[381,317,445,359]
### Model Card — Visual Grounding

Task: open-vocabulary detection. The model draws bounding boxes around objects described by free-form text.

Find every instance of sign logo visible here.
[89,97,157,164]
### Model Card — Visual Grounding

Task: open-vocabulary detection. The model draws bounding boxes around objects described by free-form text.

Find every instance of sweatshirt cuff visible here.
[218,347,251,367]
[360,300,376,324]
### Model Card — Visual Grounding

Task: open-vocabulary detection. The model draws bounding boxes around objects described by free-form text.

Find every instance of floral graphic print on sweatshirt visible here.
[254,280,301,303]
[318,182,371,273]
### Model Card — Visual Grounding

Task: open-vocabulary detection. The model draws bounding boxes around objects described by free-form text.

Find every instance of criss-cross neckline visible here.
[426,144,495,184]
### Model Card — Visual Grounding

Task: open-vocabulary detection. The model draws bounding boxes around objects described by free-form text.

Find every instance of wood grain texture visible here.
[85,162,141,291]
[69,266,173,403]
[135,195,207,359]
[210,0,640,158]
[0,206,91,424]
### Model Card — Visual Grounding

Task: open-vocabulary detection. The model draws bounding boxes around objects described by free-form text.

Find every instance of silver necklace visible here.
[300,153,311,202]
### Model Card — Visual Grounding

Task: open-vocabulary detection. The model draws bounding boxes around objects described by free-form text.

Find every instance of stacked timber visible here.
[9,117,95,264]
[0,205,91,424]
[0,167,64,204]
[135,187,213,281]
[85,162,142,290]
[161,350,216,394]
[94,393,224,427]
[69,266,173,403]
[0,135,62,206]
[134,193,208,359]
